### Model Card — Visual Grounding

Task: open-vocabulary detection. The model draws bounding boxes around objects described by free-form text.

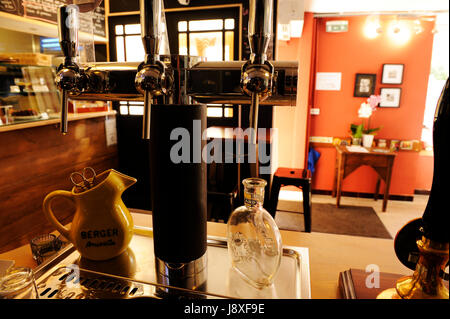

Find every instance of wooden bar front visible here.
[0,112,118,253]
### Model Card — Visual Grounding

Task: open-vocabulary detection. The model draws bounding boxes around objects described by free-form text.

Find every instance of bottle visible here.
[227,178,282,289]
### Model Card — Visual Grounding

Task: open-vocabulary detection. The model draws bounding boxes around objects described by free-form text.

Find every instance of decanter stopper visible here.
[227,178,282,288]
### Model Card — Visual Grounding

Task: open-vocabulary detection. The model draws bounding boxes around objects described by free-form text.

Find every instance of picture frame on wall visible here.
[354,73,376,97]
[380,87,402,107]
[381,64,404,84]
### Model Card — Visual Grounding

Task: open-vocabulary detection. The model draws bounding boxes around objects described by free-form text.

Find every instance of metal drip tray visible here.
[35,265,219,299]
[33,231,311,299]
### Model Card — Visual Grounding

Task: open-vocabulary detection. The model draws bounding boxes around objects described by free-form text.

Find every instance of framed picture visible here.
[399,140,413,150]
[380,87,402,107]
[381,64,404,84]
[354,73,376,97]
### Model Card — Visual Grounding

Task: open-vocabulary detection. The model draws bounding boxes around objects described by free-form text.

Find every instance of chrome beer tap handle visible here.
[135,0,172,140]
[241,0,275,146]
[55,4,81,135]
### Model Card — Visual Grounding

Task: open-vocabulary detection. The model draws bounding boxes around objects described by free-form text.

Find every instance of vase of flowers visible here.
[350,95,382,147]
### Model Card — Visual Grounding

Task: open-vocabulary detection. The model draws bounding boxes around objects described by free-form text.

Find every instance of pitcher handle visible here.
[43,190,74,240]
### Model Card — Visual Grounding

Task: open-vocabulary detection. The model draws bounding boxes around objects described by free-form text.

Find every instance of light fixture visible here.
[413,19,423,34]
[388,17,411,45]
[364,15,382,39]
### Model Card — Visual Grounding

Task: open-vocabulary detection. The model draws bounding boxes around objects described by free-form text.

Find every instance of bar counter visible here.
[0,111,117,133]
[0,210,411,299]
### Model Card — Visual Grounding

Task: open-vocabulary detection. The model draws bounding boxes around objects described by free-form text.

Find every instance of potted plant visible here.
[350,95,382,147]
[349,123,363,145]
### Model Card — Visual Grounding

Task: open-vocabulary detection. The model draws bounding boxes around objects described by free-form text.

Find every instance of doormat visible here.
[275,203,392,239]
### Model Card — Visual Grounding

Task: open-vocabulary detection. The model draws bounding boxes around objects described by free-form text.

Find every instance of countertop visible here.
[0,210,411,299]
[0,111,116,133]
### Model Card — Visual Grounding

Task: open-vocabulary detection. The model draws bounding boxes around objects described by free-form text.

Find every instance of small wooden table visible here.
[332,145,397,212]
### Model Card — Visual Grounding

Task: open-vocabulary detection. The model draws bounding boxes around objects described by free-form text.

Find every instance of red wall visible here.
[309,15,435,196]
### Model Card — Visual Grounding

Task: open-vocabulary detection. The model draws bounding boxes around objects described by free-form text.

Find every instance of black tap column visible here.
[149,104,207,290]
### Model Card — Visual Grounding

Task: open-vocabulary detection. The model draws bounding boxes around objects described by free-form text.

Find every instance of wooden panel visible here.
[0,116,118,253]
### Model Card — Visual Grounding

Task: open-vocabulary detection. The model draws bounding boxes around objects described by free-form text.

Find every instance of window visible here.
[177,18,236,61]
[166,7,240,125]
[114,23,144,62]
[119,101,144,115]
[421,13,449,150]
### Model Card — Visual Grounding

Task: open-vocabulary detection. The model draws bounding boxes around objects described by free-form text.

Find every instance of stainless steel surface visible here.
[156,253,207,290]
[66,60,297,106]
[33,230,311,299]
[188,61,297,106]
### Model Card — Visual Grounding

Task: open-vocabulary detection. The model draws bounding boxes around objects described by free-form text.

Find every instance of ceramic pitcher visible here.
[43,169,137,261]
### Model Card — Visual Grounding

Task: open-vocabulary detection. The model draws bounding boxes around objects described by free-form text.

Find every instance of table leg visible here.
[332,154,339,198]
[336,155,344,208]
[302,180,312,233]
[374,178,381,201]
[382,160,394,212]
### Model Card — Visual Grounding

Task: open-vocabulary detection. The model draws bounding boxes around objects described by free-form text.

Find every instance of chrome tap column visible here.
[135,0,173,140]
[55,5,81,134]
[241,0,274,141]
[241,0,275,176]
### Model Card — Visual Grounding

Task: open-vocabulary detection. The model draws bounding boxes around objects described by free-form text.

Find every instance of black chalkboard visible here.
[0,0,106,38]
[0,0,21,15]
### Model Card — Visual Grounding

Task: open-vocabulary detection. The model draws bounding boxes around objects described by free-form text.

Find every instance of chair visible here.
[268,167,312,232]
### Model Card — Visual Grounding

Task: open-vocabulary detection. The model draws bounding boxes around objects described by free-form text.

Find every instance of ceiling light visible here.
[364,15,382,39]
[413,19,423,34]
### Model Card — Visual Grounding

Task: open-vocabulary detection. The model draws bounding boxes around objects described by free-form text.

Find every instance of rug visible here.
[274,203,392,239]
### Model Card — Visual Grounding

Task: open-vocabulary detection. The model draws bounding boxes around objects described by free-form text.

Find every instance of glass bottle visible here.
[227,178,282,289]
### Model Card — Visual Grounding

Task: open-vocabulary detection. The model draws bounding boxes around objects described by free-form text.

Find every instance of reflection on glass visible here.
[129,105,144,115]
[225,18,235,30]
[115,25,124,35]
[179,33,188,55]
[189,19,223,31]
[225,31,234,61]
[125,24,141,34]
[125,35,145,62]
[119,105,128,115]
[224,107,234,118]
[190,32,222,61]
[207,107,223,117]
[116,36,125,62]
[178,21,187,32]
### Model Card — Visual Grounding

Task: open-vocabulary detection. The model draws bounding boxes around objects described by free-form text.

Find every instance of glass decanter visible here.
[227,178,282,289]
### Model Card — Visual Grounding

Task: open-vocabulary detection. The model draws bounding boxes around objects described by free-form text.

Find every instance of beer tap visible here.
[55,4,82,134]
[241,0,275,147]
[135,0,172,140]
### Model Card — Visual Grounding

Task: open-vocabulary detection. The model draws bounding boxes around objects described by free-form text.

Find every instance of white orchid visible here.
[352,95,382,136]
[358,102,373,118]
